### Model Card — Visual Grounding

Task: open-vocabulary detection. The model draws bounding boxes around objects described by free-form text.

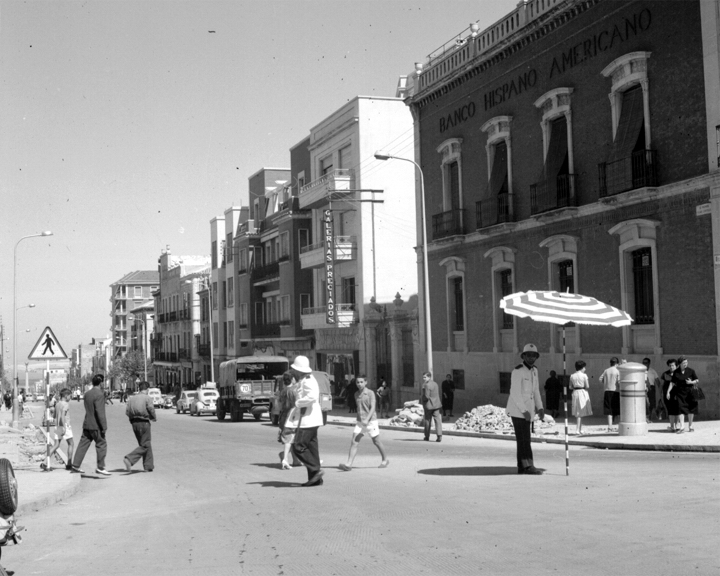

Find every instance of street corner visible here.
[15,467,82,517]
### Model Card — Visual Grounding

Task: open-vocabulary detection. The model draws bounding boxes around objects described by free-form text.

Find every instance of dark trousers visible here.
[125,420,154,470]
[423,408,443,439]
[291,426,321,480]
[511,416,534,471]
[73,429,107,469]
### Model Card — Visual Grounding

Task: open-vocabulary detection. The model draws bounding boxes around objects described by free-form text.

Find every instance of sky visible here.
[0,0,518,379]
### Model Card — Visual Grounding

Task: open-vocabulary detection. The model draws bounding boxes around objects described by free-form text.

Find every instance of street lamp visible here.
[13,231,52,427]
[127,313,148,382]
[374,152,433,375]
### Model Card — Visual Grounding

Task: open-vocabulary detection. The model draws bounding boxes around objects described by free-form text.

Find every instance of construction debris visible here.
[387,400,425,428]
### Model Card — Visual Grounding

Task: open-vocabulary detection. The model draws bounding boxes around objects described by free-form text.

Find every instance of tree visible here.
[108,350,147,389]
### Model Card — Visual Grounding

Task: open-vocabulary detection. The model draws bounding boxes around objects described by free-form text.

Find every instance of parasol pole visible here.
[562,325,569,476]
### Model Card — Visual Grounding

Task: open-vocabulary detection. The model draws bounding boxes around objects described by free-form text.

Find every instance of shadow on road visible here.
[246,480,303,488]
[417,466,518,476]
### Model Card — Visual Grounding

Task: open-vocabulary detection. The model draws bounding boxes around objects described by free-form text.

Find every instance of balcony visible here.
[300,304,358,329]
[300,237,357,269]
[168,311,177,322]
[432,209,466,240]
[299,168,354,209]
[299,242,323,268]
[252,323,282,337]
[155,352,179,362]
[237,219,258,237]
[334,236,357,260]
[598,149,658,197]
[252,261,280,284]
[179,348,190,360]
[476,193,514,230]
[530,174,577,215]
[198,344,211,357]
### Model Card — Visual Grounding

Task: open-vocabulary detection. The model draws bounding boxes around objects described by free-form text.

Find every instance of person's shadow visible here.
[417,466,519,476]
[247,481,304,488]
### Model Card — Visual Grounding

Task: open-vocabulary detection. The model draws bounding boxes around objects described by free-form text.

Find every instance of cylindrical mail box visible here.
[618,362,648,436]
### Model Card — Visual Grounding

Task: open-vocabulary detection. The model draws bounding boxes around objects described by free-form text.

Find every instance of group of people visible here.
[42,373,157,475]
[542,355,703,436]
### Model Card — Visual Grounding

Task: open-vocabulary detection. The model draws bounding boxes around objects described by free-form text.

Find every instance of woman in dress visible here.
[570,360,592,435]
[671,356,699,434]
[662,359,679,431]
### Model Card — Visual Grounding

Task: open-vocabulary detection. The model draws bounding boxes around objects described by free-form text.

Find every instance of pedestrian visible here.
[3,391,10,411]
[376,377,390,419]
[346,376,358,414]
[277,371,300,470]
[662,359,679,431]
[43,388,74,471]
[284,355,325,487]
[123,381,157,472]
[543,370,562,419]
[600,357,621,432]
[104,388,114,405]
[671,356,699,434]
[570,360,592,435]
[441,373,455,418]
[339,375,389,471]
[642,357,661,422]
[421,371,442,442]
[71,374,111,476]
[506,343,545,475]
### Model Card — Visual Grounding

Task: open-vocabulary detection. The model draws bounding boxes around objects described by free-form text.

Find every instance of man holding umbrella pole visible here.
[507,344,545,475]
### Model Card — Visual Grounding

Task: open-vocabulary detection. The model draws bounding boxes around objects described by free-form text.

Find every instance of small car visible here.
[191,389,219,416]
[162,395,175,409]
[176,391,198,414]
[147,388,164,408]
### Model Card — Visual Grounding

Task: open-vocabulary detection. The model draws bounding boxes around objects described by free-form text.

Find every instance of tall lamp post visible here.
[13,231,52,427]
[374,152,433,375]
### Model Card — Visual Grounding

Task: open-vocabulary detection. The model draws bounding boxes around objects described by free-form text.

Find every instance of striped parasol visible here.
[500,290,632,476]
[500,290,632,327]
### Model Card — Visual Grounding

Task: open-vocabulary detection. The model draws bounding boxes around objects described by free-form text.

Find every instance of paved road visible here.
[8,402,719,576]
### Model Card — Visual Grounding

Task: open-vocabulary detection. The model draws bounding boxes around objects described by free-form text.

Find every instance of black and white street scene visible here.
[0,1,719,575]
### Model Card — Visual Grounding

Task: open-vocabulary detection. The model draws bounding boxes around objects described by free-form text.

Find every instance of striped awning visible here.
[500,290,633,327]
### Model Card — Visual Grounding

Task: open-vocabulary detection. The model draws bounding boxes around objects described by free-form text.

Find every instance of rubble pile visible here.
[454,405,557,434]
[388,400,425,428]
[0,423,50,469]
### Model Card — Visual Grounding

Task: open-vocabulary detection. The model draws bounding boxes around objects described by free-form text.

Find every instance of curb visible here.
[325,418,720,453]
[16,472,82,517]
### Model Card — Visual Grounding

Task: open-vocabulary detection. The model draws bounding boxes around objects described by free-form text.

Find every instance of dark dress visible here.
[346,379,358,413]
[544,376,562,412]
[441,379,455,414]
[662,370,678,416]
[672,367,699,415]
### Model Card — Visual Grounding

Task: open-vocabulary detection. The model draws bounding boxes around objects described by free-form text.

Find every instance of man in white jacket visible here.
[286,355,325,487]
[506,343,545,475]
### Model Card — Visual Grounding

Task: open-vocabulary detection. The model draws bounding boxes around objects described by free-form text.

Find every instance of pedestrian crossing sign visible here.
[28,326,68,360]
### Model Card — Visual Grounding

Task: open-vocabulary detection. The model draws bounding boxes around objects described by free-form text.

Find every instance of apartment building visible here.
[109,270,159,363]
[403,0,720,416]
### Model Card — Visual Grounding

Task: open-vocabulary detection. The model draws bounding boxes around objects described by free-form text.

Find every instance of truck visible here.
[217,356,289,422]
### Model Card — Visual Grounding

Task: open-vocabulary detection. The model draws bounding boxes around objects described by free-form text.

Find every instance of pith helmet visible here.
[290,355,313,373]
[522,343,539,356]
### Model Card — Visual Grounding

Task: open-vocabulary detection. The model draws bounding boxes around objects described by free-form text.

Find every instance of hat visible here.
[522,343,539,356]
[290,355,313,373]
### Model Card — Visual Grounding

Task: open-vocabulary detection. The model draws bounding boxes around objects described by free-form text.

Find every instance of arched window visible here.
[484,247,517,353]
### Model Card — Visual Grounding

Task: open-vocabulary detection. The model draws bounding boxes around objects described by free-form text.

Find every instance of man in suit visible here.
[421,371,443,442]
[506,344,545,475]
[71,374,111,476]
[123,381,157,472]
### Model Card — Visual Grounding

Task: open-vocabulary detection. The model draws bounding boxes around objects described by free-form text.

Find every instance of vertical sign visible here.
[324,209,335,324]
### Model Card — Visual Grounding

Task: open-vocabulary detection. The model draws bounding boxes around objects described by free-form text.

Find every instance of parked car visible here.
[162,395,175,410]
[176,390,198,414]
[147,388,164,408]
[191,388,219,416]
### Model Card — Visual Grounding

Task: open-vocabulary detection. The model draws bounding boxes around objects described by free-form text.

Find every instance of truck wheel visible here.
[0,458,18,515]
[230,405,241,422]
[253,413,262,421]
[216,407,226,421]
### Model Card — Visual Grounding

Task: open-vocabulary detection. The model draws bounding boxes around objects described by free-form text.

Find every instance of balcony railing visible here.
[252,322,282,337]
[334,236,356,260]
[300,241,322,255]
[198,344,211,357]
[476,193,514,229]
[299,168,354,209]
[530,174,577,215]
[252,261,280,283]
[168,311,177,322]
[179,348,190,360]
[598,149,658,197]
[155,352,178,362]
[432,209,466,240]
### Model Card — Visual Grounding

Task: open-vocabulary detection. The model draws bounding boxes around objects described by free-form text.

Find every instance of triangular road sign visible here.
[28,326,68,360]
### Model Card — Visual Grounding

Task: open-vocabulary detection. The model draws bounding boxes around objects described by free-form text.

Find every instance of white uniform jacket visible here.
[284,373,324,428]
[506,363,544,419]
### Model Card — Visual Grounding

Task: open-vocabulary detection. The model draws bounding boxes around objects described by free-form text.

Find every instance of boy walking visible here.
[339,375,389,471]
[43,388,74,471]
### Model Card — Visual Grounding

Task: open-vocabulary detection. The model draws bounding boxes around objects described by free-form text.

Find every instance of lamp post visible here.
[127,314,148,381]
[374,152,433,375]
[13,231,52,427]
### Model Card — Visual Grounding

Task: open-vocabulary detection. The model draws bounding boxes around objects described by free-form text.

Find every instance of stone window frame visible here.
[608,218,662,355]
[439,256,467,353]
[601,51,652,148]
[436,138,464,213]
[483,246,517,353]
[481,115,514,195]
[539,234,581,355]
[533,88,575,176]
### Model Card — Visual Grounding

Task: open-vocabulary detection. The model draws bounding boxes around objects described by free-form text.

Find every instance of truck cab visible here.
[217,356,289,422]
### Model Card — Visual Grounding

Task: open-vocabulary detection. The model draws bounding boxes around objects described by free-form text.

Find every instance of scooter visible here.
[0,458,22,576]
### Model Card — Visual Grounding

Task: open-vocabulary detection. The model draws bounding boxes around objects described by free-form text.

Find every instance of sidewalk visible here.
[325,407,720,453]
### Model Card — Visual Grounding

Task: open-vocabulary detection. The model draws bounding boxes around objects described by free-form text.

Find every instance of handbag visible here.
[691,385,705,401]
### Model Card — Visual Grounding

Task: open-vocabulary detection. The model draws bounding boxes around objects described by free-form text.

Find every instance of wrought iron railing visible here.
[252,261,280,283]
[476,193,513,229]
[598,149,658,197]
[530,174,577,215]
[432,209,466,240]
